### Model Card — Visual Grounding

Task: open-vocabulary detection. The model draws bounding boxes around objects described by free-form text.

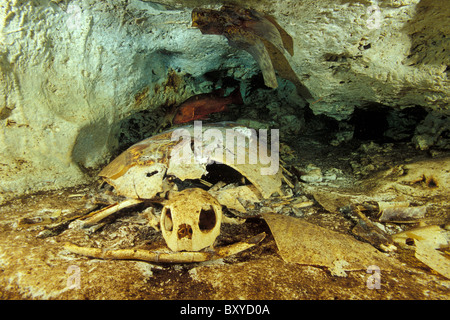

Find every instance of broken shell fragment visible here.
[99,123,283,200]
[392,225,449,249]
[208,184,261,214]
[414,240,450,279]
[392,225,450,279]
[261,213,399,272]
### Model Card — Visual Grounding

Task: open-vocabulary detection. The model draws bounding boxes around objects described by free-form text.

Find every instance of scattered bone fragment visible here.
[299,164,323,183]
[351,220,396,252]
[80,199,144,227]
[142,206,160,231]
[378,205,427,223]
[208,184,261,213]
[372,201,427,223]
[377,201,410,213]
[221,215,246,225]
[348,204,396,252]
[18,201,100,238]
[290,199,314,208]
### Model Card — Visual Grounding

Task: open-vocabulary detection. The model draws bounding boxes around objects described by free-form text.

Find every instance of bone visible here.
[64,242,215,263]
[63,232,266,263]
[81,198,144,227]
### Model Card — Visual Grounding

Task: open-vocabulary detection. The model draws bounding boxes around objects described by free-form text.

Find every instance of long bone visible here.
[64,232,266,263]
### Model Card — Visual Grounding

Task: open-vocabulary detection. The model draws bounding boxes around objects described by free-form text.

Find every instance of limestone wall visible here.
[0,0,448,203]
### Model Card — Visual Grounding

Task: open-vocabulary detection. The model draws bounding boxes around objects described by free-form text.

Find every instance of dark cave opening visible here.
[351,106,390,141]
[350,104,428,143]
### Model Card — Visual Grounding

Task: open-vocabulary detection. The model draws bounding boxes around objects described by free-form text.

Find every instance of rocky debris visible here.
[412,112,450,151]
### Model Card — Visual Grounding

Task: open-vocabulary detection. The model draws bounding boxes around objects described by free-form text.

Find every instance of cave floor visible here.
[0,135,449,301]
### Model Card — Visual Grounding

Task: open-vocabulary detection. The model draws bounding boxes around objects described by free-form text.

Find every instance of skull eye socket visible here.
[198,206,217,232]
[162,208,173,232]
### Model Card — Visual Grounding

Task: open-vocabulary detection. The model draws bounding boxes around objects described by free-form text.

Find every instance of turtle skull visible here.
[160,188,222,251]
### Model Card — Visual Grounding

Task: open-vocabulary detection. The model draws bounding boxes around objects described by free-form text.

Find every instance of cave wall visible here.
[0,0,449,203]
